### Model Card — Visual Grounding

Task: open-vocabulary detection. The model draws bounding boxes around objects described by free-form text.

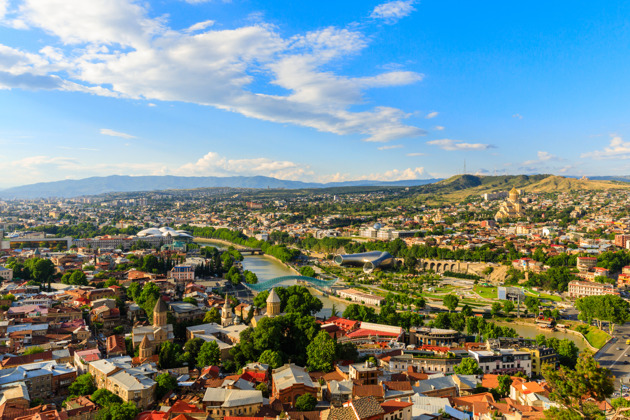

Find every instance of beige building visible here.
[203,388,263,419]
[88,358,156,409]
[495,187,525,221]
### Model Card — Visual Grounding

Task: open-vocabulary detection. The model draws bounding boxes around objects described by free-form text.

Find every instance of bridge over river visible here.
[245,275,338,292]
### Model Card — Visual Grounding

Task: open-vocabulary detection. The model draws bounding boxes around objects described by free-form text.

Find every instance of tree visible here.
[307,331,336,372]
[342,304,377,322]
[159,342,184,369]
[259,350,283,369]
[443,294,459,312]
[96,402,139,420]
[461,304,473,317]
[23,346,44,355]
[197,340,221,367]
[524,296,540,314]
[495,375,513,398]
[543,352,614,417]
[295,393,317,411]
[203,307,221,324]
[502,300,515,316]
[69,270,88,286]
[183,297,198,306]
[336,342,358,362]
[256,382,269,398]
[491,302,502,317]
[454,358,483,375]
[33,259,55,284]
[127,282,141,301]
[183,337,205,360]
[155,373,178,399]
[244,270,258,284]
[299,266,316,278]
[576,295,630,333]
[90,389,122,407]
[68,373,96,397]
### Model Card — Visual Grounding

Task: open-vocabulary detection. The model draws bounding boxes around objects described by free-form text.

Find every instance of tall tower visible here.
[221,297,233,327]
[153,297,168,327]
[509,187,519,203]
[266,288,281,317]
[139,335,153,358]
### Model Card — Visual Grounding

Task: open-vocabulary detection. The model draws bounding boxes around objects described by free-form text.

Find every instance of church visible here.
[132,298,174,353]
[250,288,282,327]
[494,187,526,221]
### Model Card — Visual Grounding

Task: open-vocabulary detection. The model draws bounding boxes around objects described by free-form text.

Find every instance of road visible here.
[594,322,630,390]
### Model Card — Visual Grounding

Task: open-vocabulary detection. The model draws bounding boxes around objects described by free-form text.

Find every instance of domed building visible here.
[495,187,526,221]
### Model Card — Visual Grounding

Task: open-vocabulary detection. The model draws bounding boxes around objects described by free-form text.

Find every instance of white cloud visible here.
[406,152,426,156]
[522,151,555,165]
[185,20,215,33]
[100,128,136,139]
[427,139,493,151]
[581,134,630,160]
[1,0,424,143]
[426,111,438,119]
[370,0,416,23]
[512,113,523,119]
[321,166,426,182]
[434,125,444,131]
[378,144,403,150]
[176,151,311,180]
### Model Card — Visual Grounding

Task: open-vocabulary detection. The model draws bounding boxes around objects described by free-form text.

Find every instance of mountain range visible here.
[0,175,441,199]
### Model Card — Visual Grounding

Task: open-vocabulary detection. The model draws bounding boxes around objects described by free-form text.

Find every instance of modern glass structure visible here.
[333,251,394,273]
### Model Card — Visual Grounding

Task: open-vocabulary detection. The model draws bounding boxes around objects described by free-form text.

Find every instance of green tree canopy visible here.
[443,294,459,312]
[299,266,316,278]
[155,373,178,399]
[295,393,317,411]
[96,402,139,420]
[90,389,122,407]
[307,331,337,372]
[258,350,283,369]
[543,352,614,418]
[68,373,97,397]
[453,358,483,375]
[197,340,221,367]
[203,307,221,324]
[576,294,630,333]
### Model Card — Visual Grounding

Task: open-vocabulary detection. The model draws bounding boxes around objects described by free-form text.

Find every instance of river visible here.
[196,240,590,346]
[195,240,346,318]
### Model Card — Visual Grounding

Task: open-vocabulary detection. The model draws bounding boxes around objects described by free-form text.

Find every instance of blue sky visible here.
[0,0,629,188]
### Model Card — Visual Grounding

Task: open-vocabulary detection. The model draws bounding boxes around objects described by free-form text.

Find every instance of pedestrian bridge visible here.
[245,275,338,292]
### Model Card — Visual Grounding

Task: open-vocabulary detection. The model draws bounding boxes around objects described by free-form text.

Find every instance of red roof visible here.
[136,412,168,420]
[167,401,203,414]
[381,400,413,414]
[346,329,400,338]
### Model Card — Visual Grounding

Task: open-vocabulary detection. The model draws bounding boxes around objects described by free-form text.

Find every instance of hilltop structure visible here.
[495,187,526,221]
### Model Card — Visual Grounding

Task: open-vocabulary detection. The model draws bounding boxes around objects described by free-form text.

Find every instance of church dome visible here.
[267,288,281,304]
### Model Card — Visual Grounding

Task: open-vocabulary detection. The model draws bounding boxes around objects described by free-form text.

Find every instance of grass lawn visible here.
[474,285,497,299]
[524,287,562,302]
[583,327,610,349]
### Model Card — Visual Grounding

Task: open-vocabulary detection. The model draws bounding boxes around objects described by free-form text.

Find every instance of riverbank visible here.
[195,237,246,249]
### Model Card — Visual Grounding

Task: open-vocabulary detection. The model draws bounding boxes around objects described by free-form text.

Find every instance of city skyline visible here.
[1,0,630,188]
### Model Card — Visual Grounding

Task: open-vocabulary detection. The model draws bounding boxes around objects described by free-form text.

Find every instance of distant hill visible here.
[580,175,630,183]
[0,175,441,199]
[522,175,630,192]
[410,174,630,202]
